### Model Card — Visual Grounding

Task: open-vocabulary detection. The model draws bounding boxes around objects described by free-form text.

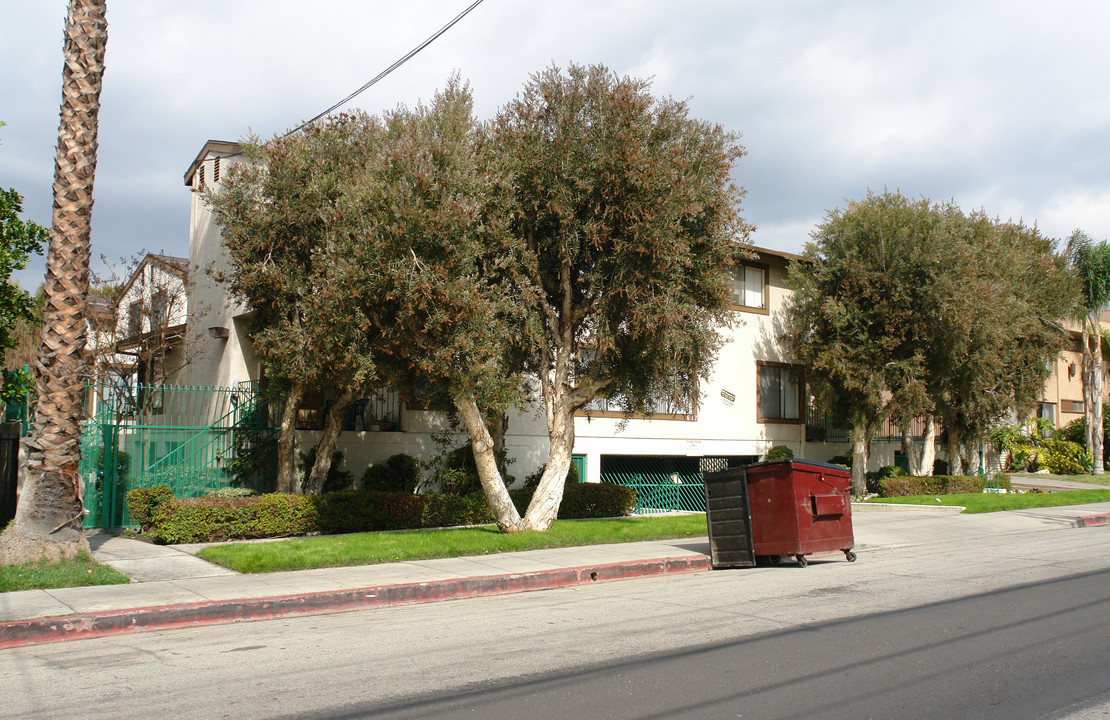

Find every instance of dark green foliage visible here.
[125,485,173,527]
[434,442,510,496]
[827,455,852,468]
[510,482,636,519]
[227,423,277,492]
[142,482,637,544]
[420,493,495,529]
[1056,415,1110,454]
[361,453,422,493]
[879,465,906,480]
[523,461,579,489]
[0,170,47,362]
[96,447,131,481]
[300,448,354,493]
[312,491,426,534]
[766,446,794,461]
[933,459,949,475]
[879,474,1012,497]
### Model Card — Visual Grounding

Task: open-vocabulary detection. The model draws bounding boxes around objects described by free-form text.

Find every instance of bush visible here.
[1039,439,1090,474]
[313,491,425,534]
[523,461,580,489]
[510,482,636,519]
[827,454,851,469]
[300,448,355,493]
[143,482,639,544]
[361,454,422,493]
[766,445,794,461]
[149,493,318,544]
[878,474,1012,498]
[125,485,174,528]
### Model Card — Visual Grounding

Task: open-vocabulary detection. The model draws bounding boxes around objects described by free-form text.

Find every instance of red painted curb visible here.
[1075,513,1110,528]
[0,555,710,650]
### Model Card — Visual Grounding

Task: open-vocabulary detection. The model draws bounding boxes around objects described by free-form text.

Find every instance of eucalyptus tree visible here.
[491,64,750,529]
[209,117,378,493]
[788,192,1074,488]
[1066,229,1110,475]
[787,191,946,492]
[0,0,107,562]
[929,215,1074,473]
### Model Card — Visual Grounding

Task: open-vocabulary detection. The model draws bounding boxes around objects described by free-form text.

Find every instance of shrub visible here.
[879,465,906,479]
[510,482,636,519]
[149,493,318,544]
[1039,439,1090,475]
[125,485,174,528]
[432,442,512,495]
[827,454,851,469]
[523,461,580,489]
[300,448,355,493]
[361,454,422,493]
[766,445,794,461]
[878,474,1012,497]
[144,481,640,544]
[313,491,425,534]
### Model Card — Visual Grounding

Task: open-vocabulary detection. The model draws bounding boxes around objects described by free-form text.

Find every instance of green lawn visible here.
[0,552,131,593]
[867,489,1110,514]
[197,514,709,573]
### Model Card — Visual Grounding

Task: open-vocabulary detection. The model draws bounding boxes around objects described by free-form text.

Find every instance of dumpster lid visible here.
[747,458,850,474]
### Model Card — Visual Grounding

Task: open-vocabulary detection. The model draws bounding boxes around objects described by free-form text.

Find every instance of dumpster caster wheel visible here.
[768,555,782,565]
[795,555,808,568]
[844,550,857,562]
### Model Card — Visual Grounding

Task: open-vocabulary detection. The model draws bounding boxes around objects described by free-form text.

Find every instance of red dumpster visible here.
[745,459,856,567]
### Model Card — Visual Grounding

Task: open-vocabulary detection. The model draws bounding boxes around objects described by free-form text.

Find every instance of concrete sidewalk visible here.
[2,501,1109,649]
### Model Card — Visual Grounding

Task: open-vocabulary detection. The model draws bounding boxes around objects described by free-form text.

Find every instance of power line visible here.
[282,0,486,139]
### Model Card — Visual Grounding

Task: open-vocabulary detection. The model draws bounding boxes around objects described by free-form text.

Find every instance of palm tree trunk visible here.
[1088,313,1105,475]
[0,0,107,563]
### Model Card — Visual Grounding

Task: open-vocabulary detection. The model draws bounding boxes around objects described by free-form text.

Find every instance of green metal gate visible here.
[80,382,276,528]
[600,455,756,514]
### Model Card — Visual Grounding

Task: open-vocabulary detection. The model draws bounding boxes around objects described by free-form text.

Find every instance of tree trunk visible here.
[455,394,525,532]
[919,415,936,476]
[0,0,106,563]
[524,405,575,530]
[1088,312,1105,475]
[275,384,304,494]
[901,425,922,477]
[947,431,964,476]
[849,420,869,495]
[304,388,355,495]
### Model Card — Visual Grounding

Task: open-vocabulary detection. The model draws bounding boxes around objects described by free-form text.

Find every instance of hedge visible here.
[878,474,1011,498]
[138,482,636,544]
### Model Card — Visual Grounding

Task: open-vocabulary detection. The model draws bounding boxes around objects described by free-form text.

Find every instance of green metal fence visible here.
[600,455,755,514]
[80,382,276,528]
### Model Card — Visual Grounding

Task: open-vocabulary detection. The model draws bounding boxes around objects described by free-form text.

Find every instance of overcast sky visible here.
[2,0,1109,288]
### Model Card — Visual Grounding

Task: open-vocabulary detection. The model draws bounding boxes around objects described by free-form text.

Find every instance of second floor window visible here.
[730,264,767,312]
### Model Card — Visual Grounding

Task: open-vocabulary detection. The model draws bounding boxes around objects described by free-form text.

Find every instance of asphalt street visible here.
[3,513,1109,720]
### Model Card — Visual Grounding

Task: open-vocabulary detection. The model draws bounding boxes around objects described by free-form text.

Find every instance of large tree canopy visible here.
[210,65,750,531]
[486,63,750,529]
[209,117,379,493]
[787,190,1075,491]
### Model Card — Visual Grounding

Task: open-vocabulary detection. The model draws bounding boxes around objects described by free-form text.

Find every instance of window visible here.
[128,301,143,336]
[729,263,767,313]
[580,393,696,420]
[213,157,221,182]
[151,290,169,330]
[757,362,801,422]
[1063,399,1085,414]
[1038,402,1055,424]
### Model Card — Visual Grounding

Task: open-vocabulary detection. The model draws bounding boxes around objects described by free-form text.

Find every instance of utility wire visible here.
[282,0,486,138]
